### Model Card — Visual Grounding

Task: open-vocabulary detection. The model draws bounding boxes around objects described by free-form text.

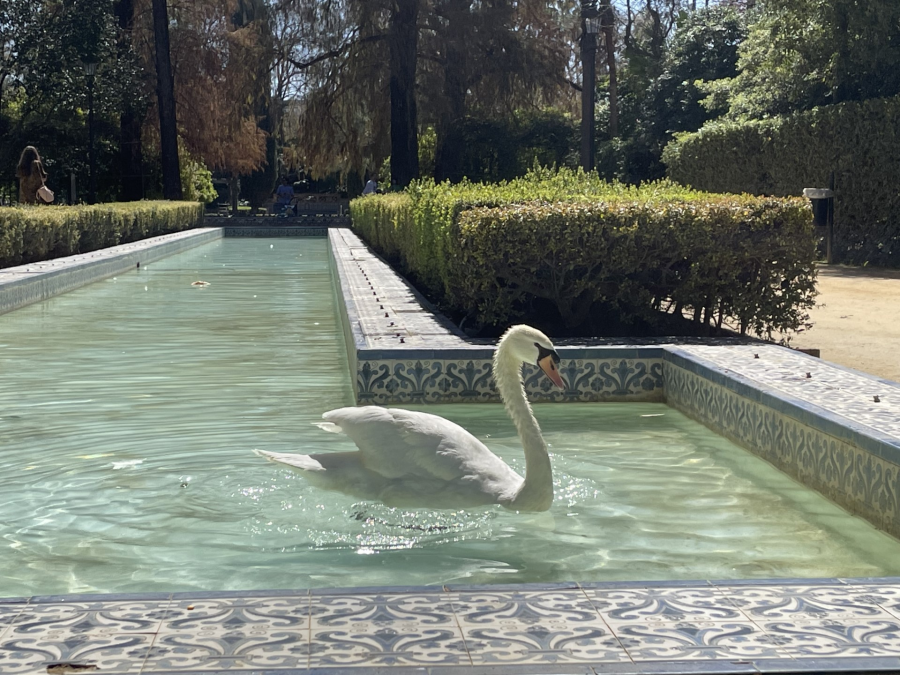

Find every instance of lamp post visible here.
[580,2,601,172]
[83,61,97,204]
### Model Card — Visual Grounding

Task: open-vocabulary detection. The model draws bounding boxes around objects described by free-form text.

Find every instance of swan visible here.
[253,325,564,511]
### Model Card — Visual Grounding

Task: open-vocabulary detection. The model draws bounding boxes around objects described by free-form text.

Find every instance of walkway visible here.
[790,265,900,383]
[5,579,900,673]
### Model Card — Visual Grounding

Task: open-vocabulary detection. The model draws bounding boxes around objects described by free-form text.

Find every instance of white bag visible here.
[37,184,54,203]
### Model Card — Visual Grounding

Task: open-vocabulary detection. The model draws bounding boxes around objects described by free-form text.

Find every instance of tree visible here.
[151,0,182,199]
[707,0,900,121]
[115,0,145,201]
[427,0,572,181]
[389,0,419,187]
[596,5,745,182]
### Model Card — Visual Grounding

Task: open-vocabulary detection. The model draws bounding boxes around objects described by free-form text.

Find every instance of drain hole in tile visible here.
[46,663,99,674]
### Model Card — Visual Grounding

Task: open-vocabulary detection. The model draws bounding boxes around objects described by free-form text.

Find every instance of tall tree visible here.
[151,0,182,199]
[709,0,900,120]
[600,1,618,138]
[389,0,419,187]
[116,0,144,201]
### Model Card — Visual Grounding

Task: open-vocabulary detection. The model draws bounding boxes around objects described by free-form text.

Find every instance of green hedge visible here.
[663,96,900,266]
[351,169,817,339]
[0,201,204,269]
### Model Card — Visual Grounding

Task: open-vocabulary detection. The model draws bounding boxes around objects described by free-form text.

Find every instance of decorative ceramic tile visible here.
[356,358,664,404]
[144,628,309,671]
[674,344,900,438]
[719,586,899,622]
[5,600,170,638]
[852,587,900,622]
[0,632,152,674]
[585,588,745,625]
[308,621,470,667]
[611,620,784,661]
[0,605,25,640]
[224,226,329,237]
[160,596,310,633]
[665,362,900,538]
[758,618,900,657]
[310,593,454,627]
[450,590,601,626]
[463,622,628,664]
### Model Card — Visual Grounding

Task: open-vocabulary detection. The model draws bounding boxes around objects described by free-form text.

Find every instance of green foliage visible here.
[703,0,900,120]
[596,7,746,184]
[180,150,218,204]
[0,0,146,201]
[664,96,900,266]
[449,109,578,183]
[0,201,204,268]
[351,167,816,338]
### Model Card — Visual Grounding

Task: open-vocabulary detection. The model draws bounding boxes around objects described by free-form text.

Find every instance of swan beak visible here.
[538,355,565,389]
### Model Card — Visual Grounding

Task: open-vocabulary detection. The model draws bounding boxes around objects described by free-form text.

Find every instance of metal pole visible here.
[826,170,835,264]
[580,25,597,171]
[88,76,97,204]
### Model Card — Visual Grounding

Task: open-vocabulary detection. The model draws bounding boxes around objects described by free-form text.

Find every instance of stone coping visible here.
[3,578,900,673]
[0,227,224,316]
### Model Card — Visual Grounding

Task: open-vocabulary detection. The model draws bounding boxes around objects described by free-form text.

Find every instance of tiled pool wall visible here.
[328,227,900,540]
[665,350,900,539]
[0,227,224,316]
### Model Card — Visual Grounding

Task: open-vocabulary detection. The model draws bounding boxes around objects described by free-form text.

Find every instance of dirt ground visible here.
[789,265,900,383]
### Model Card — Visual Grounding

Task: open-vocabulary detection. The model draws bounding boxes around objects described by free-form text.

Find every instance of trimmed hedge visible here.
[0,201,204,269]
[351,169,817,339]
[663,96,900,266]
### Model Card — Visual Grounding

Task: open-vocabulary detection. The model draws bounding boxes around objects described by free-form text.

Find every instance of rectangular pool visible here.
[1,237,899,597]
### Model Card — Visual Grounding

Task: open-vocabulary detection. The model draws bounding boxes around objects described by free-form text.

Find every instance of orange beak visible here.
[538,355,565,389]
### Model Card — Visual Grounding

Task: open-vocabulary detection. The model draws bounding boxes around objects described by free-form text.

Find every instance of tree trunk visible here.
[116,0,144,201]
[434,0,470,183]
[151,0,182,200]
[389,0,419,188]
[601,3,618,138]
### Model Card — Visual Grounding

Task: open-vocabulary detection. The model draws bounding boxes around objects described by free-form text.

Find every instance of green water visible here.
[0,238,898,597]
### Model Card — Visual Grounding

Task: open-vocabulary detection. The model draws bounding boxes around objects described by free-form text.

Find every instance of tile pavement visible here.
[4,581,900,673]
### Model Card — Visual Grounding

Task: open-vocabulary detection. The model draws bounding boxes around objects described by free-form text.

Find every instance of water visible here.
[1,238,899,597]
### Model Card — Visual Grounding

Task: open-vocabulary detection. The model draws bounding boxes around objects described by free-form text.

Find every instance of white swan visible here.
[253,325,564,511]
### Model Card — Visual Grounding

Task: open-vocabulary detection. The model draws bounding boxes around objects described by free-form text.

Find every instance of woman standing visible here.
[16,146,48,204]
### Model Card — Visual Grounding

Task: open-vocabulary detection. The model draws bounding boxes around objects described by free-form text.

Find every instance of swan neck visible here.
[493,343,553,511]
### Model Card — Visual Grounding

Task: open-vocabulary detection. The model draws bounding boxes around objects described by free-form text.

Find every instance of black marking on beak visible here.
[535,342,560,366]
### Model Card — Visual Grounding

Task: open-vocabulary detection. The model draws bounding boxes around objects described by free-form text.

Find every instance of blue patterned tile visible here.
[758,617,900,657]
[0,605,25,641]
[463,621,628,664]
[145,628,309,671]
[718,585,896,621]
[308,618,469,667]
[610,621,783,661]
[6,600,170,638]
[450,590,601,626]
[160,597,310,633]
[584,588,744,624]
[0,632,152,674]
[310,593,454,627]
[356,357,665,405]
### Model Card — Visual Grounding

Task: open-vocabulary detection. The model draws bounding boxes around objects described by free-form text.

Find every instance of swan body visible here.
[253,325,564,511]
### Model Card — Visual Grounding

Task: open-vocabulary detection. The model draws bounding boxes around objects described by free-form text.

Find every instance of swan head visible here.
[498,325,564,388]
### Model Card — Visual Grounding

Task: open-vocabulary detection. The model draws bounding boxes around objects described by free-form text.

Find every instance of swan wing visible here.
[321,406,519,485]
